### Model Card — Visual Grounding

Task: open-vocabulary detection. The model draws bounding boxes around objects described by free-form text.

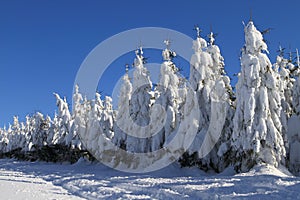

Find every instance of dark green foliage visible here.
[233,149,258,173]
[179,152,200,168]
[0,145,95,164]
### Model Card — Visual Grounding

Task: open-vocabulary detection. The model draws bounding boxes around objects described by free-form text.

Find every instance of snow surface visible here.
[0,159,300,200]
[0,161,83,200]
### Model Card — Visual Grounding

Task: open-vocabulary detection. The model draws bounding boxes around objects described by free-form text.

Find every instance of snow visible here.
[0,159,300,199]
[0,162,83,199]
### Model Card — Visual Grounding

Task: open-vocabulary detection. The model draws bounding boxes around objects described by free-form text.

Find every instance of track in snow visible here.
[0,159,299,199]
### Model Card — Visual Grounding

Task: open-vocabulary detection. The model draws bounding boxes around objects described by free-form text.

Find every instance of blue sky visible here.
[0,0,300,125]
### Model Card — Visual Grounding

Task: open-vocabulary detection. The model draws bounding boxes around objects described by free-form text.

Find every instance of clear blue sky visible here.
[0,0,300,126]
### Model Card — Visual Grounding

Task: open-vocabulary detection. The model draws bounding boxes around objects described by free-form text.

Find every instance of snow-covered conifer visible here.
[151,40,181,151]
[101,96,114,139]
[182,27,233,172]
[126,47,152,153]
[53,93,72,146]
[113,65,132,150]
[273,50,297,159]
[232,20,285,172]
[288,49,300,175]
[29,112,48,149]
[203,31,234,172]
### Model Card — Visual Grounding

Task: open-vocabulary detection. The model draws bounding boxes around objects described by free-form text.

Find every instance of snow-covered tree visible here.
[24,115,34,151]
[29,112,49,149]
[288,92,299,174]
[125,47,153,153]
[113,65,133,150]
[53,93,72,145]
[5,125,13,152]
[73,85,84,115]
[72,86,97,152]
[69,85,86,149]
[288,49,300,175]
[202,31,234,172]
[94,92,104,119]
[151,40,181,151]
[129,47,152,126]
[189,27,212,93]
[189,28,213,142]
[73,92,90,147]
[83,100,100,155]
[101,96,114,139]
[232,20,285,172]
[7,116,22,151]
[72,84,84,139]
[292,51,300,116]
[181,27,234,172]
[0,127,8,152]
[273,50,297,160]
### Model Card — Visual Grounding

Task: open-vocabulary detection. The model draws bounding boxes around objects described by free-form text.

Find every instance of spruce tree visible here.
[126,47,152,153]
[113,64,132,150]
[151,40,181,151]
[182,27,234,172]
[232,20,285,172]
[288,49,300,175]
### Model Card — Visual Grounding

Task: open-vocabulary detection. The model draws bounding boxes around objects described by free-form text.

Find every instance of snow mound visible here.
[236,164,293,178]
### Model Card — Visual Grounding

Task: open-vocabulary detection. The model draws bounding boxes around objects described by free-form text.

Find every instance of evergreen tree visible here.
[24,115,34,151]
[126,47,152,153]
[151,39,181,151]
[273,51,296,160]
[188,27,214,157]
[182,27,234,172]
[0,127,8,153]
[202,30,234,172]
[30,112,48,149]
[113,65,133,150]
[53,93,72,145]
[288,49,300,175]
[101,96,114,139]
[9,116,21,151]
[72,85,87,147]
[232,20,285,172]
